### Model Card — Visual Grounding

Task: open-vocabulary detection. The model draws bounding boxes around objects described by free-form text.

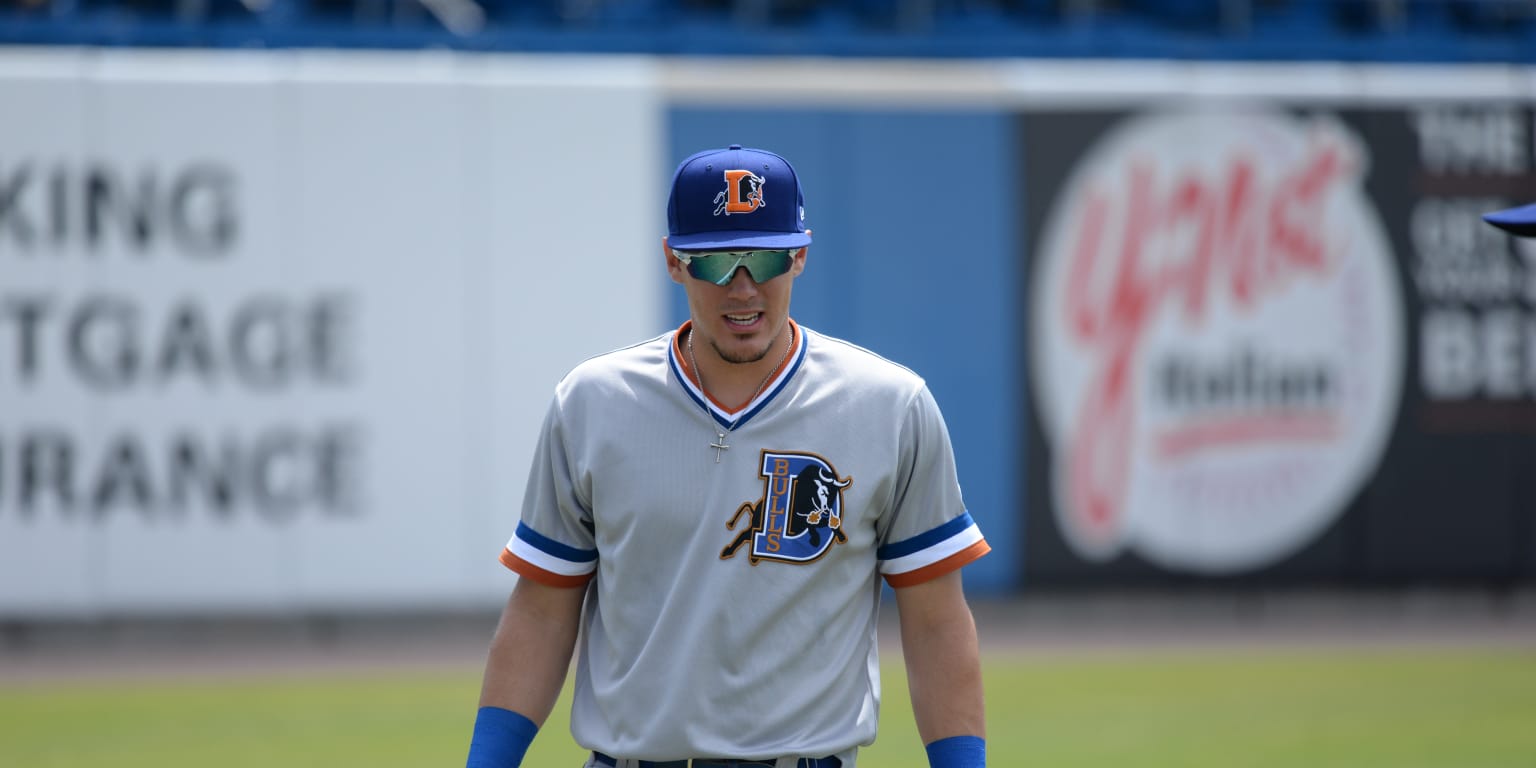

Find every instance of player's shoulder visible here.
[801,325,929,394]
[554,331,670,397]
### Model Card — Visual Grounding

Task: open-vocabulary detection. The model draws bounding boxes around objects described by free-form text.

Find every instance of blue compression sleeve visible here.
[925,735,986,768]
[466,706,538,768]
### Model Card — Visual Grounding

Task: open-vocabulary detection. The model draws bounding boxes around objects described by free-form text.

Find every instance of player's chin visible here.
[715,330,777,364]
[717,341,774,365]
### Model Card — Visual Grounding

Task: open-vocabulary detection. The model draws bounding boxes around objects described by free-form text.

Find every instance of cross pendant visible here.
[710,432,730,463]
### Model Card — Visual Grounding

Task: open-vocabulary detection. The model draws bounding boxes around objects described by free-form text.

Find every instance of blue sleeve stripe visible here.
[877,511,974,561]
[515,521,598,563]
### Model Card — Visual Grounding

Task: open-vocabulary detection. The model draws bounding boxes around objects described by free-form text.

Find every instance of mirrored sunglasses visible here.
[671,248,796,286]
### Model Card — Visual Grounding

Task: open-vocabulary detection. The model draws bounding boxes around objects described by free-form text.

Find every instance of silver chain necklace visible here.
[687,327,792,463]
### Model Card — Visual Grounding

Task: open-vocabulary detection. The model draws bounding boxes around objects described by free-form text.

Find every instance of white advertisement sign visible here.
[0,51,662,615]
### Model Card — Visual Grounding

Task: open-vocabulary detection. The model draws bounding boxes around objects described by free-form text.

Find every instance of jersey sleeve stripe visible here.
[515,521,598,563]
[507,528,599,577]
[882,539,992,588]
[879,519,986,576]
[499,549,594,588]
[876,511,976,561]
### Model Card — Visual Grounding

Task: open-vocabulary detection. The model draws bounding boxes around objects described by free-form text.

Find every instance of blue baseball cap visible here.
[667,145,812,251]
[1484,202,1536,237]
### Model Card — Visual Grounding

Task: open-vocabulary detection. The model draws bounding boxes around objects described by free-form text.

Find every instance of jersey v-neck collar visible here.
[668,319,805,433]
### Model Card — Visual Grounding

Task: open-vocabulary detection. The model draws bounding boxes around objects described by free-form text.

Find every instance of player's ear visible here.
[663,236,688,285]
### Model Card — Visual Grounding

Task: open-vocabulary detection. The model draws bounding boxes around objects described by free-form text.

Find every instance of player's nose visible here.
[724,265,760,296]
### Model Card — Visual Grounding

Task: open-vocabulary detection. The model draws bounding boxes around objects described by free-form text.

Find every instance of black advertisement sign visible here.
[1021,105,1535,586]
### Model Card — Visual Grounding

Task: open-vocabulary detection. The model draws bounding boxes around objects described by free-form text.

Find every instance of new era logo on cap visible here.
[668,144,812,251]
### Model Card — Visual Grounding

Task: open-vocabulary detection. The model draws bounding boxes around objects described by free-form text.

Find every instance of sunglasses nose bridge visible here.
[723,263,761,292]
[709,254,752,286]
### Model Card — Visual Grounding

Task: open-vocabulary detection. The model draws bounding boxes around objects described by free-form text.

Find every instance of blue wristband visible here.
[925,734,985,768]
[466,706,539,768]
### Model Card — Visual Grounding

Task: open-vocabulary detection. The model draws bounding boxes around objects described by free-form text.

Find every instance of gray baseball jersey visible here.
[499,320,989,763]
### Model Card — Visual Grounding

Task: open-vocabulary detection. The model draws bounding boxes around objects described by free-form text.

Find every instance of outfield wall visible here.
[1,50,1534,617]
[0,50,665,615]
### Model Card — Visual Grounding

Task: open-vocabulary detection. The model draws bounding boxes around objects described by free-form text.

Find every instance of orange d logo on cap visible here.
[714,169,766,216]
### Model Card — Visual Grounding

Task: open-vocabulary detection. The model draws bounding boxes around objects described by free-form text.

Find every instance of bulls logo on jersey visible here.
[712,169,766,216]
[721,451,853,565]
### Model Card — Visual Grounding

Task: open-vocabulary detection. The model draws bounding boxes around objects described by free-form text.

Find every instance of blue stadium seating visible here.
[0,0,1532,60]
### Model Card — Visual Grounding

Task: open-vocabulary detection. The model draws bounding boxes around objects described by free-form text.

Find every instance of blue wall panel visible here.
[667,109,1020,593]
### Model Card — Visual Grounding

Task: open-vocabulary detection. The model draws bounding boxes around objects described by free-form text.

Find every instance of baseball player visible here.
[465,145,990,768]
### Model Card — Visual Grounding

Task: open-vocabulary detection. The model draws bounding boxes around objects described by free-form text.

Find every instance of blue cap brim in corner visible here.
[668,230,812,251]
[1483,202,1536,237]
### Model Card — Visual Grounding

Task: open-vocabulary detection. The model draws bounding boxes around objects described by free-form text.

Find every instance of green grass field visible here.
[3,647,1534,767]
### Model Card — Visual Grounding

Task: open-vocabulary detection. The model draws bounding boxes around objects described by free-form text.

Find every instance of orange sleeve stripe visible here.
[883,539,992,589]
[499,549,594,589]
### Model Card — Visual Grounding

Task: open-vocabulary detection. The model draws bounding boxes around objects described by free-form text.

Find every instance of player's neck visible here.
[689,326,792,410]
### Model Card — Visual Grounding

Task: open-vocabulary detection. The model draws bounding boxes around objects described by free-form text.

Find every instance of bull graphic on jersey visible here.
[721,451,853,565]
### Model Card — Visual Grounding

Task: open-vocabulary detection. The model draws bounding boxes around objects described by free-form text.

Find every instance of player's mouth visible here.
[724,312,763,330]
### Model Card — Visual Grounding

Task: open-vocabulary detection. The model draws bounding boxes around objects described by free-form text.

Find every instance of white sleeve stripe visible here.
[507,535,598,577]
[878,523,984,575]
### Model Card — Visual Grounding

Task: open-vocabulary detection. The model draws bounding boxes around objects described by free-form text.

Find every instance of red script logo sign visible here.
[1030,110,1404,573]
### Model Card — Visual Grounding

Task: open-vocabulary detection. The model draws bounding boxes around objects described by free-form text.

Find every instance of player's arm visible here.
[894,569,987,767]
[467,577,586,767]
[480,576,584,721]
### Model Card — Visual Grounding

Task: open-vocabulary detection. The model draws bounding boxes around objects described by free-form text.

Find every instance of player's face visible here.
[664,238,806,366]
